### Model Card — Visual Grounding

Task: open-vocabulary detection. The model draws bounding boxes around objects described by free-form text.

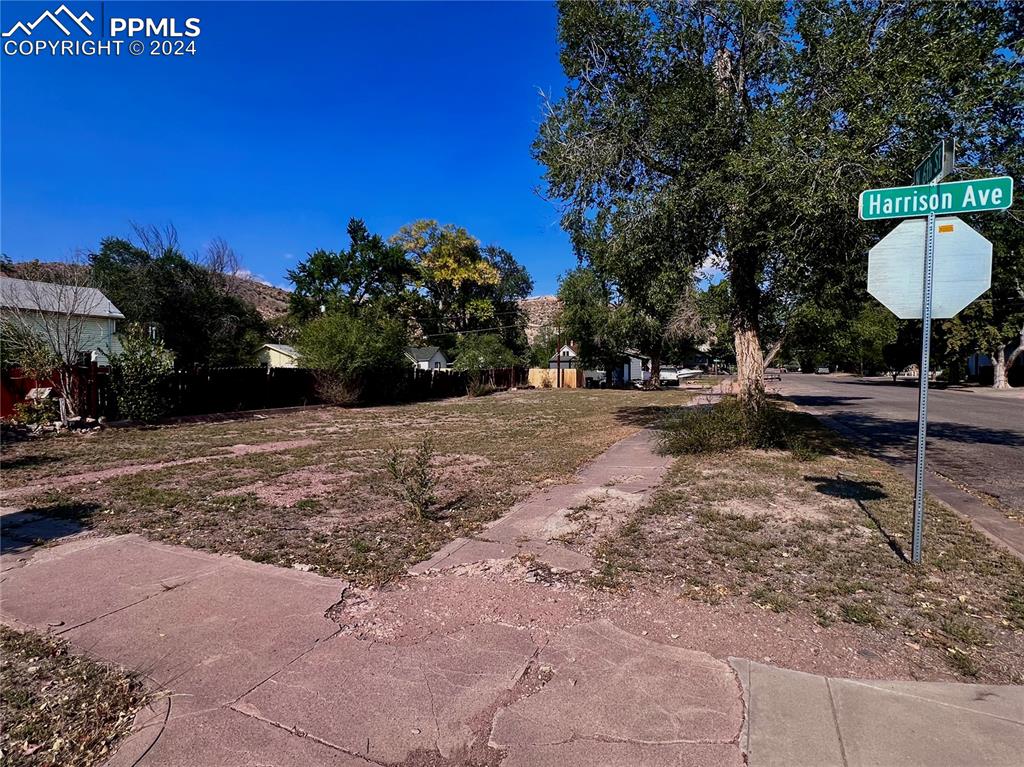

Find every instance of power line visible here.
[420,323,523,338]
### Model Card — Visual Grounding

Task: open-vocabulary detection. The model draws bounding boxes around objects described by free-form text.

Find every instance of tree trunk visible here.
[992,345,1009,390]
[648,336,663,388]
[729,249,766,409]
[734,326,766,406]
[993,326,1023,390]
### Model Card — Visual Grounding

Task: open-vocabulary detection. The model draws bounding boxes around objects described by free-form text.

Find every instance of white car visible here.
[659,366,702,384]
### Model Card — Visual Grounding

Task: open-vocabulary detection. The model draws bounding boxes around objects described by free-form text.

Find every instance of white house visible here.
[547,343,578,369]
[406,346,449,371]
[258,343,302,368]
[0,276,124,365]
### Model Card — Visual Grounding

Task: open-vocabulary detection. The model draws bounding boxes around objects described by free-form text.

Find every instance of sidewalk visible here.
[2,430,1021,766]
[734,660,1022,767]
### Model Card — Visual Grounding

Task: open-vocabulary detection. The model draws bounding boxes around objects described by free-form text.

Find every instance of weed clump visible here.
[384,435,438,519]
[659,397,823,459]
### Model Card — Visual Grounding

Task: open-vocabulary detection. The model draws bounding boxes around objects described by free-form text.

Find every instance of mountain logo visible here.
[2,4,94,38]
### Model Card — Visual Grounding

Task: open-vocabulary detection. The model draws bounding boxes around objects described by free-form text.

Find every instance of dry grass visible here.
[4,389,689,585]
[0,626,145,767]
[594,411,1024,684]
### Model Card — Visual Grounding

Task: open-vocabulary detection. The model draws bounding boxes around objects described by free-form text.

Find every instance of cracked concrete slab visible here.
[0,535,219,630]
[64,558,344,704]
[105,696,375,767]
[491,620,743,764]
[499,740,744,767]
[236,622,538,764]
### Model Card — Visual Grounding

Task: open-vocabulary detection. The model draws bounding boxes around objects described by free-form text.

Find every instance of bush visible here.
[452,334,515,397]
[12,399,59,426]
[297,310,409,404]
[384,435,437,519]
[659,397,822,457]
[451,333,516,372]
[110,327,174,422]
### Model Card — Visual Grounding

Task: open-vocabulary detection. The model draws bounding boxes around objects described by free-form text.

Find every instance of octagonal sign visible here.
[868,216,991,320]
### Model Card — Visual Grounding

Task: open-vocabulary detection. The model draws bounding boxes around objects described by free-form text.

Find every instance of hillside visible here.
[518,295,562,343]
[225,275,290,320]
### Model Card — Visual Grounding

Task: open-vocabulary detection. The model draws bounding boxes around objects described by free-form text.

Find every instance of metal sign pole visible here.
[912,186,937,564]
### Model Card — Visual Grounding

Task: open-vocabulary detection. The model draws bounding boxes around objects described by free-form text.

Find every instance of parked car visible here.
[659,366,703,385]
[815,366,830,374]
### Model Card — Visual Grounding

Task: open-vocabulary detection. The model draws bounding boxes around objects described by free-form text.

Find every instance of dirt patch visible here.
[324,565,936,683]
[2,439,319,500]
[244,467,358,507]
[721,497,834,524]
[224,439,316,456]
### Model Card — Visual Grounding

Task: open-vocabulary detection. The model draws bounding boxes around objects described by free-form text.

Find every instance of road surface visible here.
[777,375,1023,519]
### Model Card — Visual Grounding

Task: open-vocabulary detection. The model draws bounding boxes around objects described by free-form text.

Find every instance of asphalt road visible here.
[777,374,1024,516]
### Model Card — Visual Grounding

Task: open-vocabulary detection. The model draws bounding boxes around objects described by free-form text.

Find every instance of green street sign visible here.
[859,176,1014,221]
[913,139,954,185]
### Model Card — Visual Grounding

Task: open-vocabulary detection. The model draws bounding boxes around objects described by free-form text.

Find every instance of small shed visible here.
[258,344,302,368]
[406,346,449,371]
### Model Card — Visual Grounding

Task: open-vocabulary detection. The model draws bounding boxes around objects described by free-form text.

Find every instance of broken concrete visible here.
[491,621,743,765]
[237,623,537,763]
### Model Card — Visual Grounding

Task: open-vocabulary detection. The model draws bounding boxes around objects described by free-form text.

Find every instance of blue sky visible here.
[1,1,574,294]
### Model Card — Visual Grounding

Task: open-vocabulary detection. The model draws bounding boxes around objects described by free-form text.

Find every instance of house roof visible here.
[260,343,301,359]
[0,276,124,319]
[623,348,651,361]
[405,346,446,362]
[549,344,579,362]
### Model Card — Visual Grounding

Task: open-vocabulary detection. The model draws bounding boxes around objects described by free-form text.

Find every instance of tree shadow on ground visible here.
[0,503,101,554]
[613,404,706,428]
[805,474,909,563]
[785,394,874,407]
[0,453,62,472]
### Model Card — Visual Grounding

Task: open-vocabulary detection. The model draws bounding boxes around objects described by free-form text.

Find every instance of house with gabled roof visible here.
[405,346,449,371]
[257,343,302,368]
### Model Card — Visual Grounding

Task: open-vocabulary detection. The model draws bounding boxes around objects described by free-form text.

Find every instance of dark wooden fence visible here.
[2,364,529,420]
[164,366,319,415]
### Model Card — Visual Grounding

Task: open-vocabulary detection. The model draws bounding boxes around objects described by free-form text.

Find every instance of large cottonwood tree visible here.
[536,0,1015,406]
